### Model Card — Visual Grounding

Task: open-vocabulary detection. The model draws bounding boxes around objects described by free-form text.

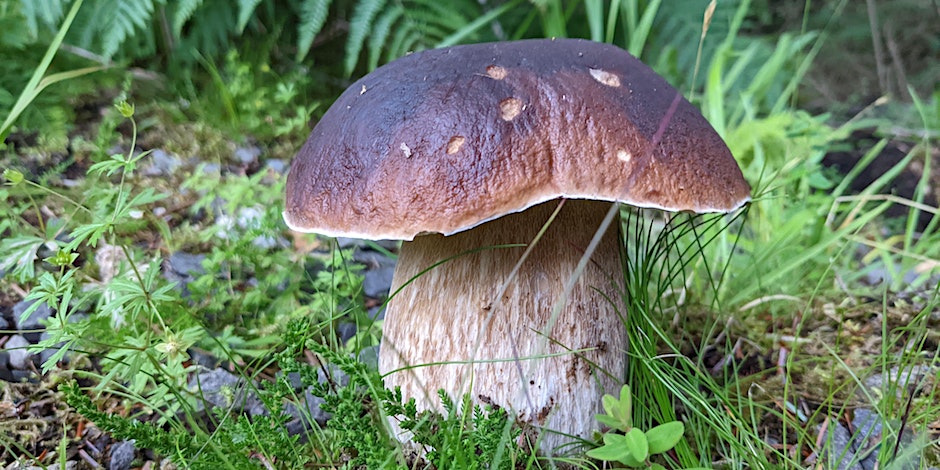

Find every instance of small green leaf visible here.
[44,249,78,267]
[116,100,134,118]
[650,464,667,470]
[597,414,623,429]
[586,435,631,461]
[646,421,685,454]
[623,428,648,464]
[618,384,633,427]
[3,168,23,185]
[602,392,618,417]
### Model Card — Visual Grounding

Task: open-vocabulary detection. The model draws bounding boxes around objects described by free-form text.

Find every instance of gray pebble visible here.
[0,350,13,381]
[9,369,35,382]
[167,252,206,279]
[864,365,932,402]
[336,322,358,344]
[23,461,77,470]
[5,334,33,370]
[358,345,380,370]
[234,146,261,165]
[164,252,206,296]
[817,420,864,470]
[189,368,262,414]
[363,267,395,298]
[284,387,330,430]
[109,440,136,470]
[39,330,67,366]
[318,363,349,388]
[282,371,303,391]
[851,409,881,442]
[189,348,218,369]
[265,159,287,174]
[355,251,396,298]
[144,149,182,176]
[336,237,399,252]
[12,299,52,332]
[368,306,385,321]
[0,314,9,330]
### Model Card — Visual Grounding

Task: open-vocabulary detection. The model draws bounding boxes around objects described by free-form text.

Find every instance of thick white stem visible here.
[379,199,626,453]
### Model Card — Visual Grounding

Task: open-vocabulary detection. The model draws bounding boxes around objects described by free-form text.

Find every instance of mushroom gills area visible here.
[379,199,626,450]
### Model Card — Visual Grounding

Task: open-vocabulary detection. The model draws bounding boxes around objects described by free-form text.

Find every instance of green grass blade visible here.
[626,0,660,58]
[1,0,89,141]
[585,0,603,42]
[436,0,521,48]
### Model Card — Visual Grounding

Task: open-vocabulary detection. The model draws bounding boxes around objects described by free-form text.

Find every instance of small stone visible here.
[282,371,303,391]
[851,409,882,441]
[817,420,864,470]
[234,146,261,165]
[164,252,206,296]
[317,363,349,388]
[39,330,68,367]
[368,306,385,321]
[12,299,52,332]
[9,369,36,383]
[336,322,357,344]
[265,159,287,174]
[335,237,399,252]
[358,345,380,370]
[167,252,206,279]
[35,461,77,470]
[5,334,33,370]
[189,349,218,369]
[355,251,396,299]
[109,440,136,470]
[0,350,13,381]
[284,387,330,435]
[363,267,395,299]
[144,149,182,176]
[188,368,261,414]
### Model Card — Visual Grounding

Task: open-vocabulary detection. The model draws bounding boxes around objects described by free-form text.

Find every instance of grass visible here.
[2,0,939,468]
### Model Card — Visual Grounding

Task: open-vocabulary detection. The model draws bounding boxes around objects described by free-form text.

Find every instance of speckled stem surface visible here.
[379,199,626,453]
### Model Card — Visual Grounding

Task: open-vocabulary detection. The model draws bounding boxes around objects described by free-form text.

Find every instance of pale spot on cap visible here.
[589,68,621,87]
[616,149,631,163]
[446,136,466,154]
[486,65,507,80]
[499,98,523,121]
[400,142,412,158]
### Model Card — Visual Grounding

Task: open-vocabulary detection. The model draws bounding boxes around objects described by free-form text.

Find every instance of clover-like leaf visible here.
[622,427,648,466]
[597,413,624,430]
[646,421,685,454]
[586,433,631,461]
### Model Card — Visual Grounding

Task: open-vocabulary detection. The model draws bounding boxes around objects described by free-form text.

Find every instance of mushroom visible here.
[284,39,750,452]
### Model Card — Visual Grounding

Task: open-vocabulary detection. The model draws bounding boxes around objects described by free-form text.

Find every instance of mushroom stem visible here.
[379,199,626,452]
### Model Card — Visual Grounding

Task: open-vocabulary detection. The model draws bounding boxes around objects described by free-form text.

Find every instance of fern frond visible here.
[235,0,262,32]
[349,0,483,74]
[366,5,403,70]
[19,0,69,37]
[173,0,204,38]
[98,0,158,58]
[295,0,331,61]
[345,0,387,75]
[175,0,238,60]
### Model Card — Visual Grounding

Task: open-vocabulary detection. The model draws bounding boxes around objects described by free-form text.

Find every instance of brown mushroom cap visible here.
[284,38,750,240]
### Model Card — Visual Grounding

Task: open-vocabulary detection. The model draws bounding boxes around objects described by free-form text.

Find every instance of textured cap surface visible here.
[285,38,750,240]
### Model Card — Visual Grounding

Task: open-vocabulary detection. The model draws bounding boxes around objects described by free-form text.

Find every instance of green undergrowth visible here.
[2,0,939,468]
